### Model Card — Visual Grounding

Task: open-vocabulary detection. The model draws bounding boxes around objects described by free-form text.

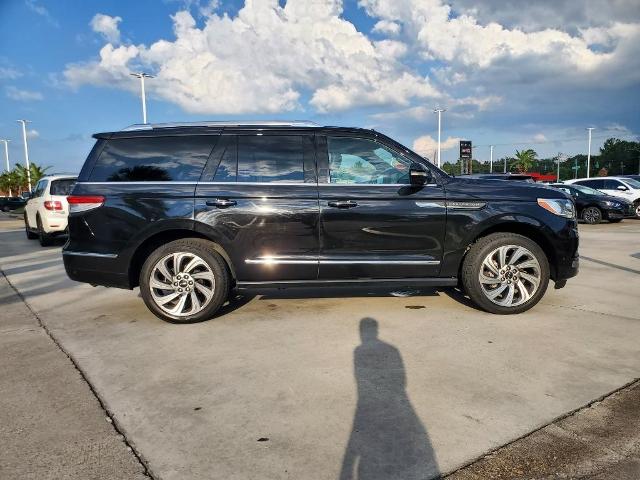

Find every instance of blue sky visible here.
[1,0,639,175]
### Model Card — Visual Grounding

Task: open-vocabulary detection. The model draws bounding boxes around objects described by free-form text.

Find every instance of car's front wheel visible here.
[139,238,230,323]
[461,233,550,314]
[582,206,602,224]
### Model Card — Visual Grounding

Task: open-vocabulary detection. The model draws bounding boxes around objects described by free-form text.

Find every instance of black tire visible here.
[24,213,37,239]
[582,206,602,224]
[461,232,550,315]
[139,238,230,323]
[608,218,623,223]
[37,216,53,246]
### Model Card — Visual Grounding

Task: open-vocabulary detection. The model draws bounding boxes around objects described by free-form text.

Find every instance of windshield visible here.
[621,178,640,189]
[572,184,605,196]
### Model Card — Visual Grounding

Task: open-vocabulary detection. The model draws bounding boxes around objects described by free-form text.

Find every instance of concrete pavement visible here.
[1,215,639,479]
[0,264,147,479]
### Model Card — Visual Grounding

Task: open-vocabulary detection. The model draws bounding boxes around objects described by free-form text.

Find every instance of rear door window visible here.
[89,136,217,181]
[237,135,304,183]
[50,179,77,195]
[577,179,604,189]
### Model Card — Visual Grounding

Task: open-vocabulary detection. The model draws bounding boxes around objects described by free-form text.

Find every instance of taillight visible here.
[67,195,105,213]
[44,200,63,211]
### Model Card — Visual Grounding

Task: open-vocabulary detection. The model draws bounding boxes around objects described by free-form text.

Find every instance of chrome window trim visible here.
[78,181,441,188]
[63,251,118,259]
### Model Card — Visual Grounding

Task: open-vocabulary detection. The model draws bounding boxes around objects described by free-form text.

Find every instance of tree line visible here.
[0,163,49,196]
[441,138,640,180]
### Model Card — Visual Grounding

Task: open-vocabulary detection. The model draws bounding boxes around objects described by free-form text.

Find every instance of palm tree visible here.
[14,163,49,191]
[0,170,21,196]
[513,149,537,173]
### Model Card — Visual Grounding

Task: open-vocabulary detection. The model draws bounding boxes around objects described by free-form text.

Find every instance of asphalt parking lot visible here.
[1,214,639,479]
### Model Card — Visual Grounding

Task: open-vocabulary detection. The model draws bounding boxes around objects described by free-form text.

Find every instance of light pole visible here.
[130,72,154,124]
[17,120,32,192]
[556,153,567,182]
[0,139,11,196]
[433,108,445,168]
[489,145,494,173]
[586,127,595,178]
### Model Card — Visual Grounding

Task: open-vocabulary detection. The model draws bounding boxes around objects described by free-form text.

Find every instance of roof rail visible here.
[121,120,321,131]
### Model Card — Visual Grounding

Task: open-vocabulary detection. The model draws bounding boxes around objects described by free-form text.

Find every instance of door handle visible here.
[327,200,358,209]
[206,198,237,208]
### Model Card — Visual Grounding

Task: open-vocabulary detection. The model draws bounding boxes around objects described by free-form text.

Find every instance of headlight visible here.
[537,198,575,218]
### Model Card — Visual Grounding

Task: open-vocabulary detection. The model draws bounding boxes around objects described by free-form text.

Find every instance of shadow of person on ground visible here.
[340,318,440,480]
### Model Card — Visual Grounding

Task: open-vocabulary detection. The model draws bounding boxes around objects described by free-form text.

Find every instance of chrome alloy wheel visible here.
[149,252,215,317]
[478,245,541,308]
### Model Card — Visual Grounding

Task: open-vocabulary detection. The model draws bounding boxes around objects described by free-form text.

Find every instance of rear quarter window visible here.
[89,136,217,182]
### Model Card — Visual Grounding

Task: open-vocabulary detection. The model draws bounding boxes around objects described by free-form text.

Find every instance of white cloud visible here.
[413,135,461,158]
[358,0,640,74]
[90,13,123,44]
[0,66,22,80]
[372,20,400,36]
[533,133,547,142]
[64,1,439,114]
[5,86,44,101]
[25,0,59,27]
[27,129,39,138]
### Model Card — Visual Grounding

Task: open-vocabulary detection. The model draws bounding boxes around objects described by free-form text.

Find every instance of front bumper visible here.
[603,204,635,219]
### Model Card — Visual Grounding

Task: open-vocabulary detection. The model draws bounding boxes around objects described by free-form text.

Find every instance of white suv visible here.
[24,175,77,246]
[566,176,640,218]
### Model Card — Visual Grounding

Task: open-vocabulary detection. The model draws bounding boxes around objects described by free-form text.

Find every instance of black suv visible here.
[63,121,579,322]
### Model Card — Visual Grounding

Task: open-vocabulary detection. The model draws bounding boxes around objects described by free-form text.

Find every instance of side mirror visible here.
[617,185,628,191]
[409,163,432,186]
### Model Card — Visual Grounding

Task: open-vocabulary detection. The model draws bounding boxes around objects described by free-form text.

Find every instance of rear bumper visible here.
[62,250,131,289]
[42,213,69,233]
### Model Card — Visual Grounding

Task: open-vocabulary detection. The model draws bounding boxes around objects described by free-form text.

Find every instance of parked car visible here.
[565,176,640,218]
[621,175,640,182]
[63,121,579,322]
[550,183,634,224]
[462,173,534,182]
[24,175,77,246]
[0,195,26,212]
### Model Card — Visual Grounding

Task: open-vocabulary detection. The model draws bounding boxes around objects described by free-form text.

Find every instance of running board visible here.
[236,277,458,290]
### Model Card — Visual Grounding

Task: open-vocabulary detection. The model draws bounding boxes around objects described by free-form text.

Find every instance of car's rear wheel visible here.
[635,202,640,219]
[36,216,52,246]
[139,238,230,323]
[24,213,37,239]
[461,233,550,314]
[582,206,602,224]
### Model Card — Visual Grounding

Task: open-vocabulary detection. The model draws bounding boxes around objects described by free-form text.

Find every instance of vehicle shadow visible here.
[339,318,440,480]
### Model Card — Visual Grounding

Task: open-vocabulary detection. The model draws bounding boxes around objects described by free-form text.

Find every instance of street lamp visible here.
[130,72,154,124]
[16,120,32,192]
[0,139,11,196]
[433,107,446,168]
[586,127,595,178]
[556,153,567,182]
[489,145,494,173]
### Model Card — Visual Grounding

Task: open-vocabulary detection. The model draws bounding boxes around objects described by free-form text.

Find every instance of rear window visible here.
[237,135,304,183]
[50,179,77,195]
[89,136,217,182]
